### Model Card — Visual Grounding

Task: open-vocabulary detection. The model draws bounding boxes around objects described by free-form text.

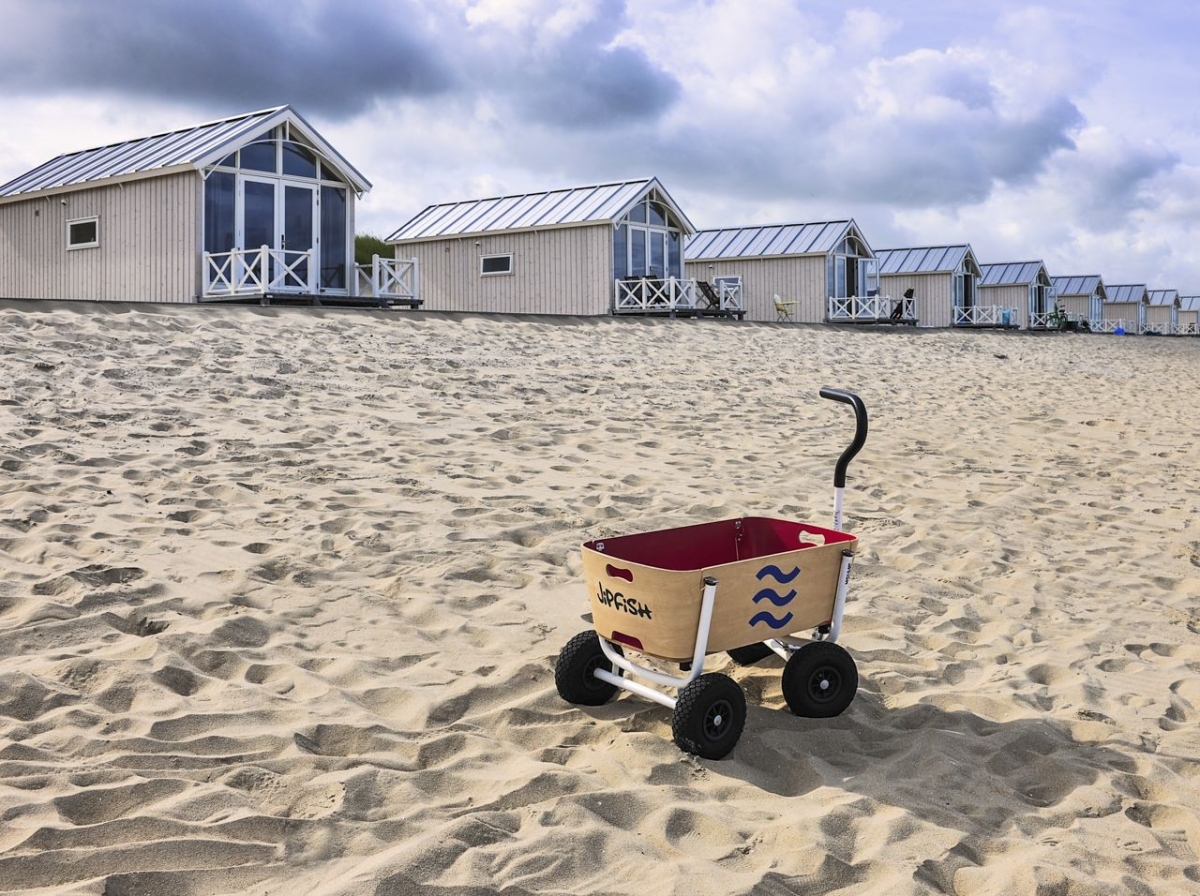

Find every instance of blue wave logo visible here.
[753,588,796,607]
[756,564,800,584]
[749,563,800,629]
[749,610,794,629]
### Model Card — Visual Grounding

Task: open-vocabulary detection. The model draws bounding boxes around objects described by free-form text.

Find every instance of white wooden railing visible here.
[827,295,915,322]
[953,305,1017,327]
[1178,321,1198,335]
[356,256,420,304]
[205,246,315,297]
[714,279,745,314]
[614,277,699,314]
[1093,318,1133,334]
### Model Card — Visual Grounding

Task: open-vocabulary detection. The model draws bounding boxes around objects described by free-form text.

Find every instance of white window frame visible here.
[67,216,100,250]
[480,253,514,276]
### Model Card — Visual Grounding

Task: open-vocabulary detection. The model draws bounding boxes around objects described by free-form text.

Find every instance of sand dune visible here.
[0,301,1197,895]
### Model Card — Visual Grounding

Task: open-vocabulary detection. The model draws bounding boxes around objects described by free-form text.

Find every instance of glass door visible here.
[241,178,276,288]
[283,184,316,290]
[238,178,317,292]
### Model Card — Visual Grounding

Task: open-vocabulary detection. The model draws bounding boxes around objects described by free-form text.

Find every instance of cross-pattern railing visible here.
[614,277,699,314]
[356,256,420,304]
[827,295,915,323]
[1093,318,1133,333]
[204,246,315,297]
[715,279,744,313]
[954,305,1017,327]
[1178,321,1198,335]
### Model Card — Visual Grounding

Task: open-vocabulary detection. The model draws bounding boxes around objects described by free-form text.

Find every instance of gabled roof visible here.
[1105,284,1149,304]
[1052,275,1106,300]
[979,261,1050,287]
[0,105,370,202]
[1180,296,1200,312]
[876,245,981,277]
[1147,288,1180,307]
[684,220,872,260]
[387,177,695,242]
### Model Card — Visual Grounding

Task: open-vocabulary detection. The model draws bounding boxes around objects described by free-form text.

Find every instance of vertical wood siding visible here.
[684,256,826,322]
[1102,302,1141,329]
[0,173,198,303]
[1144,306,1173,330]
[980,284,1028,327]
[395,225,611,315]
[1176,310,1198,332]
[879,274,951,328]
[1060,295,1091,321]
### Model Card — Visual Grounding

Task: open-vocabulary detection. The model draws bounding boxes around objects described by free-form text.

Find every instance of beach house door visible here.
[282,185,317,290]
[242,178,276,281]
[239,177,317,292]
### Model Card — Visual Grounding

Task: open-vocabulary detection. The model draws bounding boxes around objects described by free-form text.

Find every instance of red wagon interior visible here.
[584,516,855,572]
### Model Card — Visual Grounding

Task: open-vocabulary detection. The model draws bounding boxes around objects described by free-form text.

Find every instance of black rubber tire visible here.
[671,673,746,760]
[726,642,776,666]
[555,630,621,706]
[781,641,858,718]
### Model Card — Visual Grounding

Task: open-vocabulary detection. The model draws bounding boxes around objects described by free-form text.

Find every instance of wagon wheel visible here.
[781,642,858,718]
[555,630,622,706]
[671,673,746,760]
[726,642,776,666]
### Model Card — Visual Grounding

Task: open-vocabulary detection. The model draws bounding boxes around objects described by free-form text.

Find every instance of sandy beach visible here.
[0,302,1197,895]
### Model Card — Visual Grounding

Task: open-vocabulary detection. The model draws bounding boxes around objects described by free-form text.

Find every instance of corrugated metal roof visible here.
[387,177,694,241]
[684,220,870,260]
[979,261,1048,287]
[0,105,370,200]
[1051,275,1104,297]
[876,245,978,276]
[1105,284,1149,304]
[1147,288,1179,306]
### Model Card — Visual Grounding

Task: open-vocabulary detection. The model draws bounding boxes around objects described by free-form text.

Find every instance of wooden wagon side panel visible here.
[583,534,853,661]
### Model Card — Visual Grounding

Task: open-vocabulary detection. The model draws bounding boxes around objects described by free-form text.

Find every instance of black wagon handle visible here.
[819,387,868,488]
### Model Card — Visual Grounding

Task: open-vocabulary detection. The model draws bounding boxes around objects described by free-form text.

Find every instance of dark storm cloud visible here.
[0,0,681,129]
[516,43,681,130]
[0,0,455,118]
[494,0,680,130]
[1069,139,1180,220]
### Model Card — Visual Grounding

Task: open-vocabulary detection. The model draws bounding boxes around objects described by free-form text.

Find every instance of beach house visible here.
[1145,289,1180,335]
[682,220,905,324]
[1052,275,1106,330]
[386,178,712,317]
[1099,284,1149,334]
[875,245,988,329]
[0,106,415,307]
[1178,296,1200,335]
[978,261,1056,330]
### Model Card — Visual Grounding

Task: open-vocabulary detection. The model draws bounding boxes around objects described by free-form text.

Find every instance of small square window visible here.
[480,254,513,276]
[67,216,99,250]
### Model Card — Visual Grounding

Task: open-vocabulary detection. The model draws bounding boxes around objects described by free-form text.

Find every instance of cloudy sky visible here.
[2,0,1199,289]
